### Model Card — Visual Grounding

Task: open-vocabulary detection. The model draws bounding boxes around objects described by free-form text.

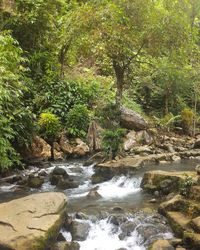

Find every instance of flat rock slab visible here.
[97,157,143,170]
[0,192,67,250]
[141,170,197,191]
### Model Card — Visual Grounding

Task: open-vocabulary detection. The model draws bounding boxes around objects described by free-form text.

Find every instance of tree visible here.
[0,31,33,171]
[60,0,192,108]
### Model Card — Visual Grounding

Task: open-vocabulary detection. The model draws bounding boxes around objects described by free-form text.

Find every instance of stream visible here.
[0,159,199,249]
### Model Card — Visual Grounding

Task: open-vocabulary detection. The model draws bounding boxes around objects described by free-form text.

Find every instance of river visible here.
[0,159,199,249]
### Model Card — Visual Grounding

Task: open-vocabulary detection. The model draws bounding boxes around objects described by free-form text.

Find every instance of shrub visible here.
[96,103,121,129]
[66,104,91,138]
[155,113,180,132]
[0,117,20,172]
[38,112,61,141]
[181,108,194,135]
[38,112,61,160]
[102,128,126,159]
[180,174,195,197]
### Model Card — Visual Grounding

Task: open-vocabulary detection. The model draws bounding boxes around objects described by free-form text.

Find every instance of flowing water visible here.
[0,159,199,249]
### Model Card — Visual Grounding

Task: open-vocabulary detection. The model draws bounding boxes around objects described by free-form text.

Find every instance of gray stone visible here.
[120,106,148,131]
[52,167,69,177]
[27,176,44,188]
[70,221,90,241]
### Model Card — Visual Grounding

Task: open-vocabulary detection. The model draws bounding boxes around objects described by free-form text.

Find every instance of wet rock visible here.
[169,238,182,247]
[119,221,137,239]
[0,174,22,184]
[63,215,73,231]
[53,241,80,250]
[75,212,88,220]
[159,179,174,195]
[149,239,175,250]
[17,177,28,186]
[98,211,109,220]
[11,175,23,183]
[94,157,143,182]
[38,169,48,177]
[70,221,90,241]
[137,225,162,243]
[50,175,63,185]
[57,232,66,242]
[53,167,69,177]
[0,192,67,250]
[158,195,187,216]
[111,207,125,213]
[120,106,148,131]
[27,176,44,188]
[141,170,197,194]
[108,214,127,226]
[69,242,80,250]
[86,189,102,199]
[57,178,79,190]
[183,231,200,249]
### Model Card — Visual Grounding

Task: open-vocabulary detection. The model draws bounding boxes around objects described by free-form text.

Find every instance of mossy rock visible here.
[27,176,44,188]
[149,239,174,250]
[183,231,200,249]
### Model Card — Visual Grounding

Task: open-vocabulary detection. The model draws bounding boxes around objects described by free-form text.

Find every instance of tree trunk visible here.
[59,42,71,78]
[112,60,125,108]
[50,142,55,161]
[116,78,123,107]
[193,86,198,137]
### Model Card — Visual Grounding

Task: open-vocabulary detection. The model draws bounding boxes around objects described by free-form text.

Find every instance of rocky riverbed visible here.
[1,159,200,249]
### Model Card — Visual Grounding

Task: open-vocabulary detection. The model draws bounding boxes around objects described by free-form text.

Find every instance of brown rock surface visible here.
[149,239,174,250]
[0,192,67,250]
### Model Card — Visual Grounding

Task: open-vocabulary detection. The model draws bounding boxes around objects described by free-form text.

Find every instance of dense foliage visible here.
[1,0,200,170]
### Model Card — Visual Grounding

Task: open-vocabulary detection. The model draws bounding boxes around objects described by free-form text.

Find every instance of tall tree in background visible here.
[60,0,192,108]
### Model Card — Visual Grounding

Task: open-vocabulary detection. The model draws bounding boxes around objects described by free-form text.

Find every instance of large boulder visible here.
[59,134,73,155]
[0,192,67,250]
[141,170,197,195]
[73,138,90,157]
[120,106,148,131]
[27,136,63,160]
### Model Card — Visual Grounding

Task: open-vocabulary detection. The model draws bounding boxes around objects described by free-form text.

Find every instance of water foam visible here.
[79,219,145,250]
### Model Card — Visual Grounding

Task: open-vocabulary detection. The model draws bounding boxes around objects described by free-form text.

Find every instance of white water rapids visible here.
[0,161,175,249]
[43,162,173,250]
